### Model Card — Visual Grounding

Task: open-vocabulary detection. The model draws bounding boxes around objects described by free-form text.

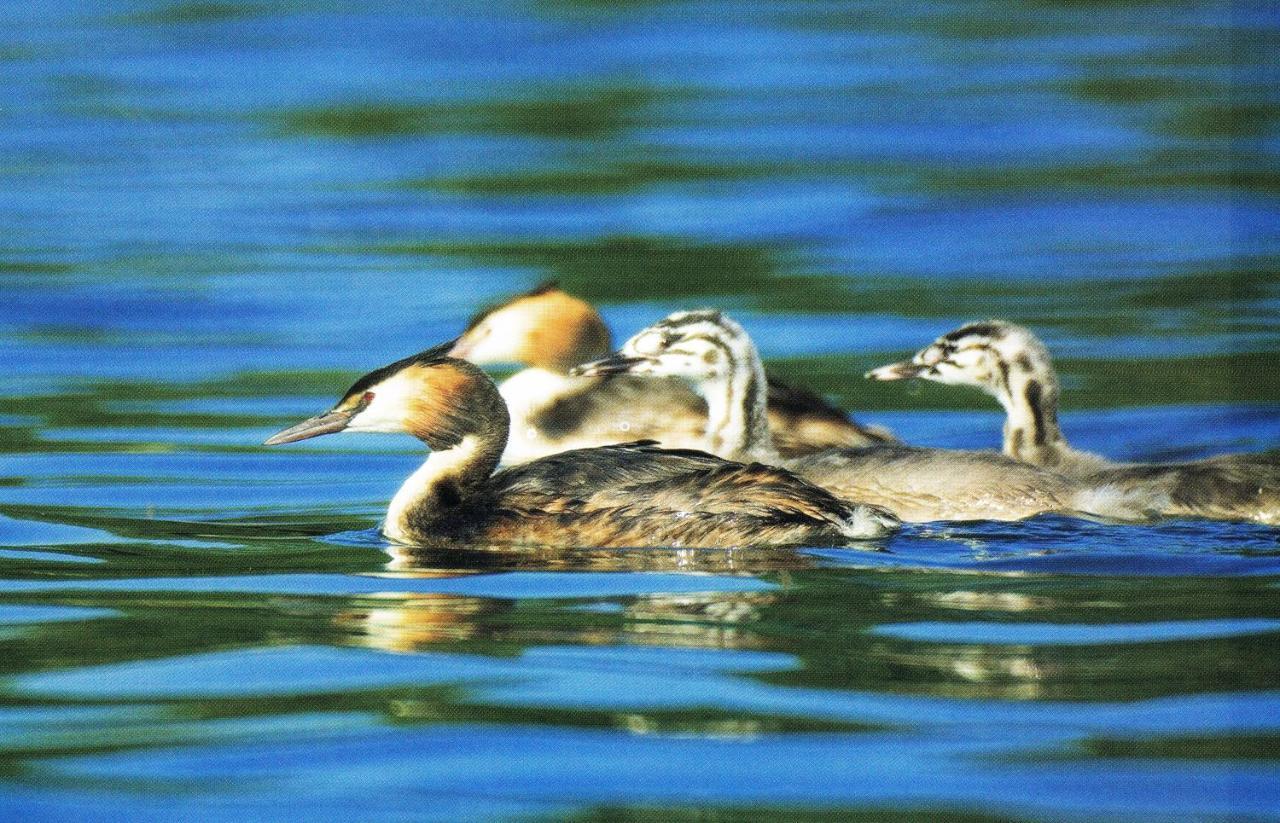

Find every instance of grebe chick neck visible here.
[449,281,611,373]
[867,321,1107,471]
[575,310,778,462]
[264,341,509,542]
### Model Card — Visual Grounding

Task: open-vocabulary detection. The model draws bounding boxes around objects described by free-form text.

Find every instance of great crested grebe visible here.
[575,311,1157,523]
[449,282,894,464]
[264,340,898,548]
[867,321,1280,524]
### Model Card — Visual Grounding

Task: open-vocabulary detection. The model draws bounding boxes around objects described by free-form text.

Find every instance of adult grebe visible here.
[575,311,1157,523]
[868,321,1280,524]
[450,282,894,463]
[264,340,899,548]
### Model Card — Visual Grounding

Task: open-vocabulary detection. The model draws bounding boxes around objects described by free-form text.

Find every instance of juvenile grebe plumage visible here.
[868,321,1280,524]
[576,311,1157,523]
[264,340,898,548]
[450,282,894,463]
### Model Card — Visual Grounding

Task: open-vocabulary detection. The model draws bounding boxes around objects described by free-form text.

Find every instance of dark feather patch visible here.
[657,309,724,330]
[766,376,847,424]
[434,479,463,508]
[944,323,1004,342]
[743,367,762,431]
[1025,380,1046,445]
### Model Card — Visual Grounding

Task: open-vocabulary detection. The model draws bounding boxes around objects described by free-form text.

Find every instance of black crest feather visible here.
[340,338,459,401]
[943,322,1005,342]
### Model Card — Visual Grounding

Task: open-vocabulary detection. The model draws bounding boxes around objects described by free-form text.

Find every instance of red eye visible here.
[361,391,375,406]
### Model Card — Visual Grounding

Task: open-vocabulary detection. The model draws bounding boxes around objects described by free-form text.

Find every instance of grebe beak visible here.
[264,408,357,445]
[571,354,649,378]
[865,360,924,381]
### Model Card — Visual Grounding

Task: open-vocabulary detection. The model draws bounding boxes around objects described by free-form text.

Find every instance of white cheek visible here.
[693,355,718,373]
[670,357,712,379]
[629,333,663,357]
[941,361,985,385]
[347,405,401,433]
[959,357,989,379]
[345,377,414,433]
[928,364,965,385]
[460,330,510,365]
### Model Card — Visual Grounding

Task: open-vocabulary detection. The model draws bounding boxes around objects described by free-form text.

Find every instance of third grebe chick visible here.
[450,282,894,463]
[576,311,1158,523]
[264,340,898,549]
[868,321,1280,524]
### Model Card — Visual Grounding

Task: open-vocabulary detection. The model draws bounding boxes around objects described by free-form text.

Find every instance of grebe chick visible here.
[264,340,898,549]
[450,281,894,463]
[576,311,1157,523]
[867,321,1280,524]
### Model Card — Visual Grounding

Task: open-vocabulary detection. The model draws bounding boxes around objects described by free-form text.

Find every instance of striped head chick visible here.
[573,310,775,462]
[449,281,611,373]
[867,321,1105,470]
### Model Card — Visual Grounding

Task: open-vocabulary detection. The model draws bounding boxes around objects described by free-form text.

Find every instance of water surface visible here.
[2,0,1278,820]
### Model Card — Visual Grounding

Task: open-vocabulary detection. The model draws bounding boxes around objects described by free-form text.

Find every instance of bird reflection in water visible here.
[382,542,823,575]
[332,543,804,655]
[335,592,492,651]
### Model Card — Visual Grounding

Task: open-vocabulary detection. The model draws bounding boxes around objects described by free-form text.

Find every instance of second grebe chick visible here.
[576,311,1158,523]
[264,340,898,549]
[449,282,894,463]
[867,321,1280,524]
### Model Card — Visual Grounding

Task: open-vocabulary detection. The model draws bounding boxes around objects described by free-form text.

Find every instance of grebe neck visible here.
[382,380,509,543]
[701,345,776,463]
[994,363,1068,467]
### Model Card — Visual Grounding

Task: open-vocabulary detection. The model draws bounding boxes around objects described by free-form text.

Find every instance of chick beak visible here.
[571,354,649,378]
[865,360,925,381]
[264,408,356,446]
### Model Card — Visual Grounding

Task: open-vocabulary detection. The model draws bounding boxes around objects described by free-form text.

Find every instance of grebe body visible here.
[266,341,898,548]
[577,311,1156,524]
[868,321,1280,524]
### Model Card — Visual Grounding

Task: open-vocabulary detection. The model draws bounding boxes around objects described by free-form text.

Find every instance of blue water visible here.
[2,1,1279,820]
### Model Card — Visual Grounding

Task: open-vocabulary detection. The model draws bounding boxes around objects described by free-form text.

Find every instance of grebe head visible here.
[264,340,501,451]
[572,310,751,384]
[866,321,1049,397]
[449,281,611,371]
[575,309,775,460]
